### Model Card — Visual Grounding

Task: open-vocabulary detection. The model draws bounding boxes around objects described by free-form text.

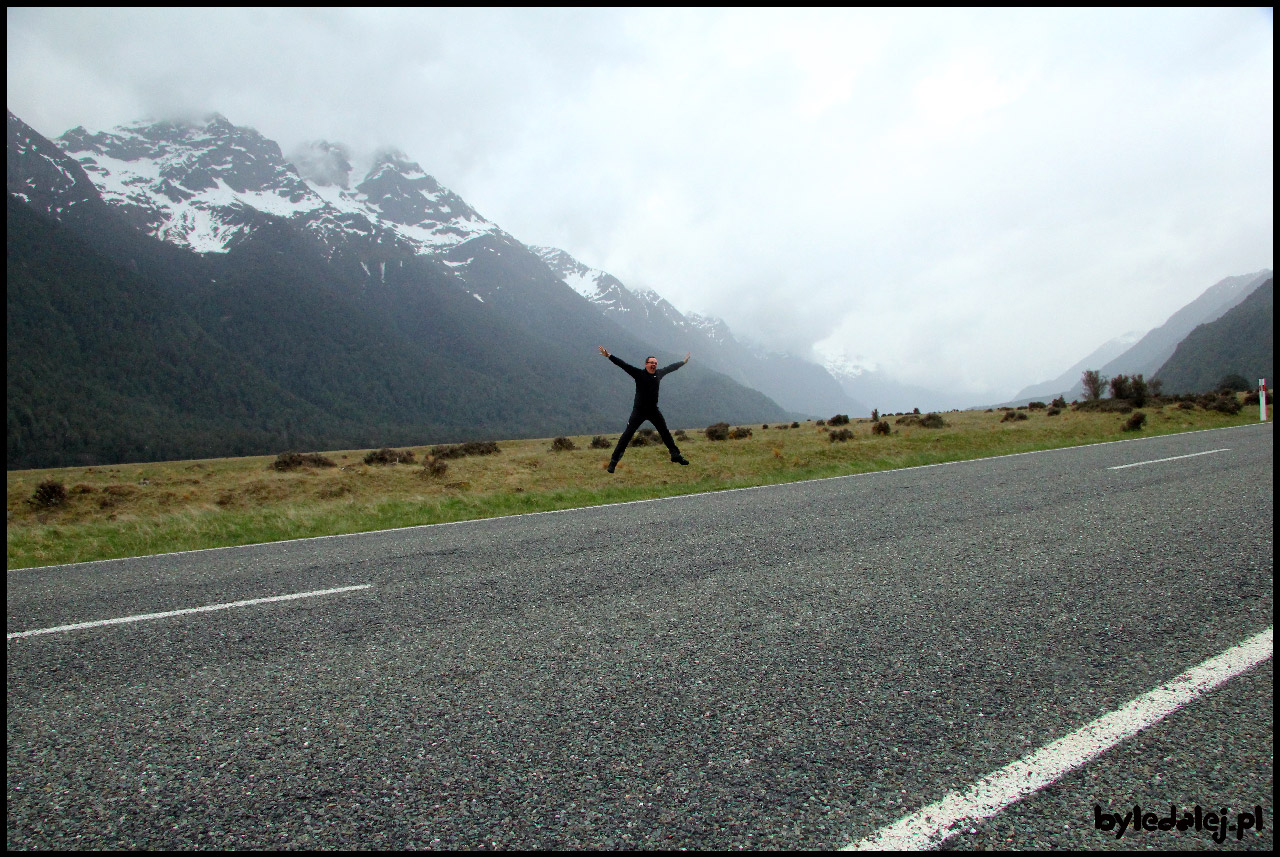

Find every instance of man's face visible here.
[645,358,658,374]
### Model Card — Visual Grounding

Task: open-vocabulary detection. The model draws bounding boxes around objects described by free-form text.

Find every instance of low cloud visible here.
[7,7,1273,396]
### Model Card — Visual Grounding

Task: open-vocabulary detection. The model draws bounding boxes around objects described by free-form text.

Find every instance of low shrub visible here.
[897,413,946,427]
[272,451,337,471]
[1073,399,1133,413]
[589,435,612,449]
[1001,411,1029,422]
[1046,407,1061,417]
[420,456,449,479]
[829,414,850,426]
[365,448,416,465]
[431,441,500,459]
[629,429,656,447]
[1122,411,1147,432]
[1209,394,1242,415]
[729,426,754,440]
[705,422,730,441]
[829,428,854,442]
[31,480,67,508]
[871,420,891,436]
[1028,401,1047,410]
[791,421,801,428]
[550,436,578,452]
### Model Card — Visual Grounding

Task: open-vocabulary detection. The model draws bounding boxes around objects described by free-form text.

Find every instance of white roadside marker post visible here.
[1261,379,1268,422]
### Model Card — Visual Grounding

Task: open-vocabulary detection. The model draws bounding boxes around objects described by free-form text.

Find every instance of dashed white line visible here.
[844,626,1273,851]
[1108,448,1230,470]
[6,584,372,640]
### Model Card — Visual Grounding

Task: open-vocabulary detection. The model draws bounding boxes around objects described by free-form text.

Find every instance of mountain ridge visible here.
[7,111,790,468]
[49,112,885,418]
[531,245,869,418]
[991,269,1272,407]
[1154,278,1273,393]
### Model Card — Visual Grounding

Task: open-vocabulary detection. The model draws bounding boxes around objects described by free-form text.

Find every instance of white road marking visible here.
[6,584,372,640]
[1108,448,1230,470]
[844,626,1273,851]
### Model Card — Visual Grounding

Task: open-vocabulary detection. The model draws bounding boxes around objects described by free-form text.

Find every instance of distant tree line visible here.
[1075,369,1249,415]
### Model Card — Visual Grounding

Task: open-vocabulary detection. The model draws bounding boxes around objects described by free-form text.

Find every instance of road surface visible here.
[7,423,1272,849]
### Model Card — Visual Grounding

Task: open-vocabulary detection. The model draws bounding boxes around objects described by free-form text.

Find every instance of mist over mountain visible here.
[287,140,355,189]
[994,269,1273,407]
[7,110,788,468]
[1003,331,1145,406]
[1154,277,1273,394]
[823,365,985,415]
[533,246,868,418]
[8,108,1269,468]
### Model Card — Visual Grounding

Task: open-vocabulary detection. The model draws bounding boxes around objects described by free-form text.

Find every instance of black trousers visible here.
[611,408,681,462]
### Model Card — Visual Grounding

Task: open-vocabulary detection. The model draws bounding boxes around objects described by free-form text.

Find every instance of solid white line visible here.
[1108,448,1230,470]
[6,584,372,640]
[844,626,1273,851]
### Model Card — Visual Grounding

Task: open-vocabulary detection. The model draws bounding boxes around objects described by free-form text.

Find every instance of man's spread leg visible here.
[610,411,645,467]
[650,410,689,464]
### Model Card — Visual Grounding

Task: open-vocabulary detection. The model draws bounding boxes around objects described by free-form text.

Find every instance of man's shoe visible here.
[607,461,617,473]
[672,455,690,465]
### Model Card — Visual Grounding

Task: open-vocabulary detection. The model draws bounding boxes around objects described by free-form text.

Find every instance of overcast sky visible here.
[7,7,1274,398]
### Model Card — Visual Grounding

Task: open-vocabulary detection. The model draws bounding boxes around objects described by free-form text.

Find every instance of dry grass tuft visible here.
[6,395,1264,569]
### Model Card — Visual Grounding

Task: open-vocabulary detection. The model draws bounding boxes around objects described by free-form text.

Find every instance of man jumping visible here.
[599,346,691,472]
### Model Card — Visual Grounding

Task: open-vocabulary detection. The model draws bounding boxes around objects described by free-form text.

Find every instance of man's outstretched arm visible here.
[601,346,641,377]
[659,353,691,375]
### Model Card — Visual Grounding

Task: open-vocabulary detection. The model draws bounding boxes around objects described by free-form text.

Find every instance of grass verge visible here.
[7,402,1267,569]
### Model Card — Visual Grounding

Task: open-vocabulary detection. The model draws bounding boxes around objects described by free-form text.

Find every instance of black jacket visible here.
[609,355,684,412]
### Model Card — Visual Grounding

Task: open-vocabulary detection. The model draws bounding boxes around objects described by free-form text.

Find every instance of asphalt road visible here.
[7,423,1273,850]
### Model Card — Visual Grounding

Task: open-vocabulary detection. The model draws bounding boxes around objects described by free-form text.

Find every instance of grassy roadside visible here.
[7,401,1268,570]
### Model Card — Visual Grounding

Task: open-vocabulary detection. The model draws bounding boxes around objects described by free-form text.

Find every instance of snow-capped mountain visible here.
[346,147,499,254]
[816,346,973,414]
[813,344,877,384]
[57,114,312,253]
[53,114,508,266]
[40,112,868,417]
[533,246,715,342]
[9,109,793,467]
[7,110,102,220]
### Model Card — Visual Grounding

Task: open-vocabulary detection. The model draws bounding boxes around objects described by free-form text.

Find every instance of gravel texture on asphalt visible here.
[7,424,1272,849]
